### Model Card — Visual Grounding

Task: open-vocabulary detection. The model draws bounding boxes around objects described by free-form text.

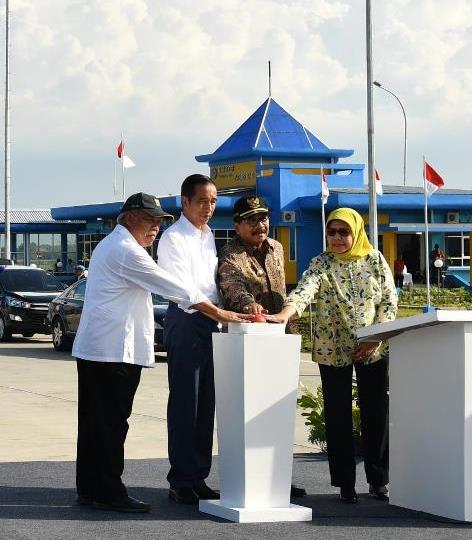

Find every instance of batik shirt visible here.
[285,250,397,366]
[218,236,286,314]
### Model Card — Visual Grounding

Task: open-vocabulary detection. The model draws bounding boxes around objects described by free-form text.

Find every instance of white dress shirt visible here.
[157,214,220,310]
[72,224,203,367]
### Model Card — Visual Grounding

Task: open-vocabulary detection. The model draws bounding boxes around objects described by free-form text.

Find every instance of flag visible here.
[116,140,135,168]
[424,161,445,196]
[122,155,135,168]
[375,169,383,196]
[321,171,329,204]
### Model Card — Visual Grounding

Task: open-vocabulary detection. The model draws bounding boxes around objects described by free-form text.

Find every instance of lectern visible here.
[199,323,312,523]
[358,310,472,522]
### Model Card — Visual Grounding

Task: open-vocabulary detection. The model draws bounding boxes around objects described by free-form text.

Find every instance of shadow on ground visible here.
[0,455,470,533]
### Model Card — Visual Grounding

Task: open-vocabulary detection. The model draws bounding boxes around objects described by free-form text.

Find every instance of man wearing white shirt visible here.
[157,174,223,505]
[73,192,247,513]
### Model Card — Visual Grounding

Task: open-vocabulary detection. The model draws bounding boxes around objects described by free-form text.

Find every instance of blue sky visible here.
[1,0,471,208]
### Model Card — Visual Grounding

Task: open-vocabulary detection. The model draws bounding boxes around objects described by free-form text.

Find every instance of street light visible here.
[373,81,407,187]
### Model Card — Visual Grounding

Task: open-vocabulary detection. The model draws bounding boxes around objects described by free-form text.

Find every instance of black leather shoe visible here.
[93,496,151,513]
[168,487,199,505]
[76,495,93,506]
[290,484,307,498]
[369,484,389,500]
[193,482,220,500]
[340,486,358,503]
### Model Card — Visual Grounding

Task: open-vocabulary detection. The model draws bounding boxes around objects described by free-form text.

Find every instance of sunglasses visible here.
[326,227,351,237]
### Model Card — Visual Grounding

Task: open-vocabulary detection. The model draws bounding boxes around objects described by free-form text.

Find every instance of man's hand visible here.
[191,300,253,324]
[215,308,254,324]
[351,342,380,363]
[242,302,267,315]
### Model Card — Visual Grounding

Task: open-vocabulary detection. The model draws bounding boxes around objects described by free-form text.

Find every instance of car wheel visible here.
[0,315,12,342]
[52,317,71,351]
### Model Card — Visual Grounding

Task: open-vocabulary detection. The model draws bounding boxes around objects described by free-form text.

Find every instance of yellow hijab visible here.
[326,207,373,261]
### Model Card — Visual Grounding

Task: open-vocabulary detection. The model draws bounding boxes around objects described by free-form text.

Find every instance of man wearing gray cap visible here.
[72,192,248,513]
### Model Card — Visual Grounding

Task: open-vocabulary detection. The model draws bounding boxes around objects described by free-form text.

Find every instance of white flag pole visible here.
[121,131,126,199]
[423,156,431,308]
[321,164,326,251]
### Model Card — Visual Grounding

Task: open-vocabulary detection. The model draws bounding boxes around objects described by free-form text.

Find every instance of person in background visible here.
[271,208,397,504]
[75,265,87,281]
[54,258,63,271]
[217,195,306,498]
[158,174,251,505]
[72,192,248,513]
[430,244,445,286]
[393,255,406,288]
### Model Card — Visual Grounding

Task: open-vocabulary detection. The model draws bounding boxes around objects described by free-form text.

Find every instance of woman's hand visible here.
[351,341,380,363]
[265,305,297,325]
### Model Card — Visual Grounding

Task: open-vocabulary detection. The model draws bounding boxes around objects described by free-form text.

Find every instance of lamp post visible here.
[373,81,407,187]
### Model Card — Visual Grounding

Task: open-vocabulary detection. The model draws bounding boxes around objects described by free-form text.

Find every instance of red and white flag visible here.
[321,171,329,204]
[424,161,444,196]
[374,169,383,196]
[117,140,135,169]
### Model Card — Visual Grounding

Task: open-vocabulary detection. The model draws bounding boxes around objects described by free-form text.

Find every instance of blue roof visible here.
[196,98,353,163]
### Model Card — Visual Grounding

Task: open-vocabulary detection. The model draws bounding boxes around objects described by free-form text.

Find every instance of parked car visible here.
[52,271,78,287]
[0,265,65,341]
[47,278,169,352]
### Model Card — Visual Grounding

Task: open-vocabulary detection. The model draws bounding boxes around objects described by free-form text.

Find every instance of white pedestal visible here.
[199,323,312,523]
[358,310,472,522]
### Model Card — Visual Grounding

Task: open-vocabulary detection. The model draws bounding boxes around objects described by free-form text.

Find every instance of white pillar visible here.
[199,323,312,523]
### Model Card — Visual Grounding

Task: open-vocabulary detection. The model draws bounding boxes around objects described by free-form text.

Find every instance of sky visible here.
[0,0,471,208]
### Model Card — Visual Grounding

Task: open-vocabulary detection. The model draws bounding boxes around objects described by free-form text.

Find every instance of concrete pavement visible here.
[0,335,319,462]
[2,336,472,540]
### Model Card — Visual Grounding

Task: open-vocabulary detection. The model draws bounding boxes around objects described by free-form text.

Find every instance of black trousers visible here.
[76,359,142,502]
[319,357,388,489]
[164,302,218,488]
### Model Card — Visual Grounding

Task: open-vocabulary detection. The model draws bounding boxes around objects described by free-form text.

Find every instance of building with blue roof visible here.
[45,97,472,286]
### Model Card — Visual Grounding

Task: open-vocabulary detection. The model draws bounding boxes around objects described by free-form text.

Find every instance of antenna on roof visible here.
[268,60,272,97]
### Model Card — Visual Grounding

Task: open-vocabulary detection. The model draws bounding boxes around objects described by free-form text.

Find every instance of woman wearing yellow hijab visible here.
[274,207,397,504]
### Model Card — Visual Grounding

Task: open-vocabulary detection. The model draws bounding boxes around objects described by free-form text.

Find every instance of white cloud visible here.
[0,0,470,205]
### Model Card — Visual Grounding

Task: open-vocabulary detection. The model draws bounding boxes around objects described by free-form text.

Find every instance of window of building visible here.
[288,227,297,261]
[445,233,471,266]
[213,229,236,255]
[29,233,63,270]
[78,233,107,265]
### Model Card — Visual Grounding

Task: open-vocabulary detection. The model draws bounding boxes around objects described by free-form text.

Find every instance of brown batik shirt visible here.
[217,235,286,314]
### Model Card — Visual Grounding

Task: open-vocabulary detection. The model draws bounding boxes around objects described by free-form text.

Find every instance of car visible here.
[0,265,65,341]
[52,271,78,287]
[47,278,169,352]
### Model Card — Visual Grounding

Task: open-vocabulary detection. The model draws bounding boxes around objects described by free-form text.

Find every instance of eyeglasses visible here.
[242,215,269,226]
[326,227,351,237]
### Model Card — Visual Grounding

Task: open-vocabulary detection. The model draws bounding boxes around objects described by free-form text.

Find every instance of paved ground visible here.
[1,335,472,539]
[0,335,319,462]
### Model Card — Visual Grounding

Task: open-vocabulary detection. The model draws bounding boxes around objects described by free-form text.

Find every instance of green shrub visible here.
[298,382,362,454]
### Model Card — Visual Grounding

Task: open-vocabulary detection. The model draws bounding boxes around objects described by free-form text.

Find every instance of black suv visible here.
[0,265,65,340]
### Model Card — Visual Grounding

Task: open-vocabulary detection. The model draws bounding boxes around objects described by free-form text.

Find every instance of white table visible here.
[358,310,472,522]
